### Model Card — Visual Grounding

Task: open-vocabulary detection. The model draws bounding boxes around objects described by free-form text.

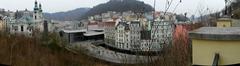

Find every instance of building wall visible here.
[129,22,141,50]
[124,31,131,50]
[104,22,116,47]
[10,23,34,35]
[217,21,232,27]
[100,11,176,51]
[140,40,151,51]
[0,20,4,31]
[149,21,173,50]
[115,24,125,49]
[104,27,115,46]
[232,19,240,27]
[192,39,240,65]
[114,22,141,50]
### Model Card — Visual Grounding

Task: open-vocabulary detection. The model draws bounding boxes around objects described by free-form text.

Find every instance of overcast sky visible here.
[0,0,225,16]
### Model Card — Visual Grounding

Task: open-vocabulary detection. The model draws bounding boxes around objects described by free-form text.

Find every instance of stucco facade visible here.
[192,39,240,65]
[190,27,240,65]
[216,18,232,27]
[104,21,116,47]
[217,21,232,27]
[0,17,4,31]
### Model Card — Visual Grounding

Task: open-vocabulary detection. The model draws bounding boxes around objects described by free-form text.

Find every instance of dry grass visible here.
[0,30,192,66]
[0,32,114,66]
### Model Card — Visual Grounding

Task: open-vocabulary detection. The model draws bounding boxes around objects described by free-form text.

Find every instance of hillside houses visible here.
[87,11,176,51]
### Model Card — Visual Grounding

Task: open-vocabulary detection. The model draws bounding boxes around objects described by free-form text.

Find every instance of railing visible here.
[212,53,219,66]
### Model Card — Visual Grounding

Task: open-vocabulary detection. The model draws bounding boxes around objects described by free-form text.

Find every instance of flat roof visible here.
[189,27,240,40]
[62,29,87,33]
[84,31,104,36]
[218,18,232,21]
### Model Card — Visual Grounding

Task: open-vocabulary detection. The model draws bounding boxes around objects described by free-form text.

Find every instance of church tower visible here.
[33,0,45,32]
[33,0,43,22]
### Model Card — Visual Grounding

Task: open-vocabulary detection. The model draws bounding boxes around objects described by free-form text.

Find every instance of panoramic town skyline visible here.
[1,0,240,66]
[0,0,225,16]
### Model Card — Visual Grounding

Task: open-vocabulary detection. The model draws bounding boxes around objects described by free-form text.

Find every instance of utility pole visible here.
[224,0,228,15]
[152,0,156,30]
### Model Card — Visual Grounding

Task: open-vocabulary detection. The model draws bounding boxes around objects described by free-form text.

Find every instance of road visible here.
[65,40,160,64]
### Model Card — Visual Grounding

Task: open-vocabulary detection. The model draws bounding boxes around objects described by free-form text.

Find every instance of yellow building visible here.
[216,18,232,27]
[0,16,4,31]
[189,27,240,66]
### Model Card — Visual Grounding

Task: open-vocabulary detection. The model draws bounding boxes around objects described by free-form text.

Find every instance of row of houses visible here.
[56,11,176,52]
[90,11,176,51]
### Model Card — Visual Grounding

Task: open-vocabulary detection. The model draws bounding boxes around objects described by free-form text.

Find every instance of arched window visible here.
[21,25,24,32]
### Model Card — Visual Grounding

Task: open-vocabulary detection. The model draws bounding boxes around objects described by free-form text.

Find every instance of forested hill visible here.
[44,8,90,21]
[79,0,154,20]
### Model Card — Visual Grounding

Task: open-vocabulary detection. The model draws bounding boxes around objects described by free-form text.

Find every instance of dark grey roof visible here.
[116,21,128,27]
[15,11,33,19]
[189,27,240,40]
[125,24,130,30]
[115,21,127,30]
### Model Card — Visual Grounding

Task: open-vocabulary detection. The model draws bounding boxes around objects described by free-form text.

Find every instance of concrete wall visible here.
[192,39,240,65]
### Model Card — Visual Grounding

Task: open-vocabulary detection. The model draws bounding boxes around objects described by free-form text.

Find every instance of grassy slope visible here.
[0,31,192,66]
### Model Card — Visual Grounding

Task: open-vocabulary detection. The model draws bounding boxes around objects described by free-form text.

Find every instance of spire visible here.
[39,3,42,12]
[35,0,38,7]
[34,0,38,11]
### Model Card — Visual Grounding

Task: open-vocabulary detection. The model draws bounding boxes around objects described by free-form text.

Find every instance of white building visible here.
[8,10,35,35]
[140,11,175,51]
[115,22,127,49]
[128,21,141,50]
[148,20,174,50]
[114,21,141,50]
[101,11,176,51]
[104,21,116,47]
[4,1,55,35]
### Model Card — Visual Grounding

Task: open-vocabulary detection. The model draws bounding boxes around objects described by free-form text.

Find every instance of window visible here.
[21,25,24,32]
[223,24,226,27]
[34,16,37,20]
